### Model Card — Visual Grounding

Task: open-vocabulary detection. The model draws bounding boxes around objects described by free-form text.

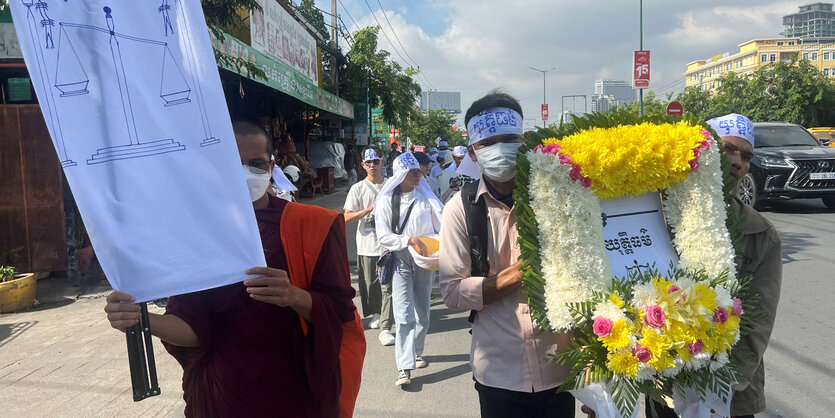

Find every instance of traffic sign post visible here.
[541,104,549,122]
[666,101,683,116]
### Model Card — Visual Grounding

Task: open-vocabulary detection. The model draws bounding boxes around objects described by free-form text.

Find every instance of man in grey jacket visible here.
[647,113,782,418]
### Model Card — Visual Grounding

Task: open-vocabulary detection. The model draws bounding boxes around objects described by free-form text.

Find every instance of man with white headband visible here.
[374,152,444,386]
[439,92,575,416]
[648,113,782,418]
[344,147,396,346]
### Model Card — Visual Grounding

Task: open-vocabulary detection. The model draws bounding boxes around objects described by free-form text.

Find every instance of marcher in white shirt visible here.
[344,148,396,346]
[374,152,443,387]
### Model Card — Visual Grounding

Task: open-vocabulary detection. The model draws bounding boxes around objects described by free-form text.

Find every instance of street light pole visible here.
[530,66,557,128]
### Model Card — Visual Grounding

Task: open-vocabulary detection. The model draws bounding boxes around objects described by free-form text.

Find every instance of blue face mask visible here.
[474,142,523,182]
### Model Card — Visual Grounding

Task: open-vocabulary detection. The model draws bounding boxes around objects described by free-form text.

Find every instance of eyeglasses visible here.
[364,159,382,165]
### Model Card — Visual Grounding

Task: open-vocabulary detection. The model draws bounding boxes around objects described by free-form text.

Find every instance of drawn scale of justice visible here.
[26,1,219,166]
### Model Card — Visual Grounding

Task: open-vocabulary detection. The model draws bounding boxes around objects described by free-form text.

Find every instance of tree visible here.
[296,0,328,41]
[409,109,460,147]
[340,26,421,131]
[677,86,712,121]
[202,0,267,80]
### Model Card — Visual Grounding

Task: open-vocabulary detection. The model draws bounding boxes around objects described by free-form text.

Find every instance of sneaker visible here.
[378,330,395,346]
[368,314,380,329]
[415,355,428,369]
[395,370,411,386]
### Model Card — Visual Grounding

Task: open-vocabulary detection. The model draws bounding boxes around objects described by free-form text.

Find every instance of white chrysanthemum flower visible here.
[631,283,657,308]
[709,352,729,371]
[636,364,655,382]
[661,361,683,378]
[593,300,626,321]
[714,285,733,309]
[686,352,711,370]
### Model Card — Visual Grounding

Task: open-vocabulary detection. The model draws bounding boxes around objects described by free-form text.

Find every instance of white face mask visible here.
[243,165,271,202]
[474,142,523,182]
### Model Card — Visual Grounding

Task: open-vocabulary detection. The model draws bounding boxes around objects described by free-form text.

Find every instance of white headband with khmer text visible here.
[466,107,524,146]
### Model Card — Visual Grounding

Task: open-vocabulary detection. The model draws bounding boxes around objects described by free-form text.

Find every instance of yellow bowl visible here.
[409,235,440,271]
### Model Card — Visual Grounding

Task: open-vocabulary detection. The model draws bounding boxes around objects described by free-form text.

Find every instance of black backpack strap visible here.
[461,182,490,277]
[390,185,417,235]
[390,186,401,232]
[461,181,490,325]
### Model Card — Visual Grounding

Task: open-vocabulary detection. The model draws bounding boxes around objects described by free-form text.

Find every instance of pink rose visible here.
[593,317,614,337]
[689,339,703,354]
[699,129,713,141]
[558,153,573,164]
[732,298,743,316]
[692,148,701,159]
[644,305,666,329]
[668,285,681,294]
[699,140,711,149]
[543,143,562,154]
[580,176,592,188]
[689,159,699,170]
[713,307,729,324]
[633,345,652,363]
[533,145,544,153]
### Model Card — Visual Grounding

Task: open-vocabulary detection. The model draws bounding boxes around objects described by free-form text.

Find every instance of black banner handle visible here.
[125,302,161,402]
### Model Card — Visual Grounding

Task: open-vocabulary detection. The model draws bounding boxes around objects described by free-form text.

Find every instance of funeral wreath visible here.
[514,113,763,418]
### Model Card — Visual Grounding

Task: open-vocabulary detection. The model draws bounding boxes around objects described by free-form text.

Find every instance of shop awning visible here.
[211,31,354,120]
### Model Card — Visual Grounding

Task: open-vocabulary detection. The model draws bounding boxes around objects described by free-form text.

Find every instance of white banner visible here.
[9,0,265,302]
[599,192,678,279]
[250,0,319,83]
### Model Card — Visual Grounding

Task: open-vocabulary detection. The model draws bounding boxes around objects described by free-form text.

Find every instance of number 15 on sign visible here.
[633,50,650,89]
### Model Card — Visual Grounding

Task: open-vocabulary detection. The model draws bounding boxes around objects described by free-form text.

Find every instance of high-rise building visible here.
[685,38,835,90]
[782,3,835,40]
[590,80,634,113]
[593,80,635,105]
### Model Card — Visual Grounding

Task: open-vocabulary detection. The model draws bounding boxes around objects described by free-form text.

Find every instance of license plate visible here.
[810,172,835,180]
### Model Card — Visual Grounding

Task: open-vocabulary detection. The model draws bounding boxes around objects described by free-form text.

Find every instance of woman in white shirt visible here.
[374,152,443,387]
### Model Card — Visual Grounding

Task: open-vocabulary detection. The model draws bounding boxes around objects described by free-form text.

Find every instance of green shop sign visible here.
[211,31,354,120]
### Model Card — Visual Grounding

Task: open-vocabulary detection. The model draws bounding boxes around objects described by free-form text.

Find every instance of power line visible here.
[374,0,435,90]
[338,0,360,32]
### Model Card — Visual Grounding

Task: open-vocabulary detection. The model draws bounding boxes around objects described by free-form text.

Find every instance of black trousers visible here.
[475,381,575,418]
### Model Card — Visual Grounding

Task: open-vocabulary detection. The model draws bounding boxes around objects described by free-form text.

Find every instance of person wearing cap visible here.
[344,147,396,347]
[374,152,444,387]
[439,91,576,416]
[414,152,441,198]
[447,145,468,171]
[646,113,782,418]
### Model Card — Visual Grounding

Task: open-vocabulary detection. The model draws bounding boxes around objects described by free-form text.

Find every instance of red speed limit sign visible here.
[633,50,650,88]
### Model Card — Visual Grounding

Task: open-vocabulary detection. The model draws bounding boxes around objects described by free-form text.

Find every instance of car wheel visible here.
[823,196,835,209]
[736,173,759,207]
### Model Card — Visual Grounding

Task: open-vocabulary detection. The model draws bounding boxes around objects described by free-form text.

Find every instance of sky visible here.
[315,0,803,129]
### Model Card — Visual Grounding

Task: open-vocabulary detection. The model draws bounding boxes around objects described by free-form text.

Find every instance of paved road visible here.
[0,192,832,417]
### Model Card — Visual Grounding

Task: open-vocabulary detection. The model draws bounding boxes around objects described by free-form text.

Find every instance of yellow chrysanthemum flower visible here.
[543,122,707,199]
[609,293,625,308]
[607,351,640,378]
[600,319,633,350]
[691,283,718,314]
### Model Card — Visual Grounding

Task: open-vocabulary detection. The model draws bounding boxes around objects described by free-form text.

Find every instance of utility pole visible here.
[639,0,644,116]
[529,66,557,128]
[331,0,339,95]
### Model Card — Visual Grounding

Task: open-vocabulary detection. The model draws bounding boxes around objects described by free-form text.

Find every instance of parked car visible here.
[806,127,835,147]
[737,122,835,208]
